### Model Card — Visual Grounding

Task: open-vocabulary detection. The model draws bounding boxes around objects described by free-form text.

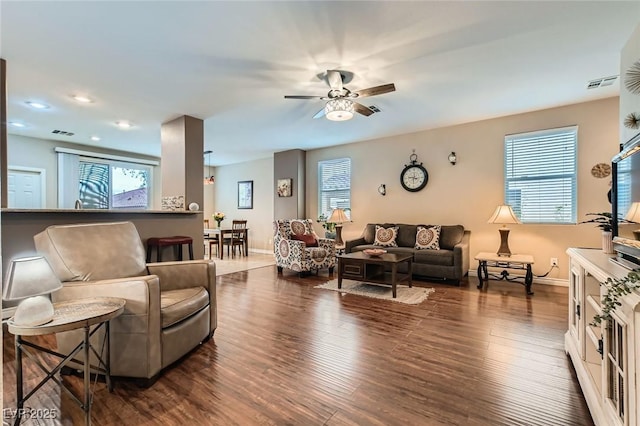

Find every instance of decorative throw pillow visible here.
[415,225,441,250]
[374,225,399,247]
[292,233,318,247]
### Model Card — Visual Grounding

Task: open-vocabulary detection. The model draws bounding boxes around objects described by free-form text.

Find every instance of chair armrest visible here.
[146,260,215,293]
[317,238,336,254]
[345,237,366,253]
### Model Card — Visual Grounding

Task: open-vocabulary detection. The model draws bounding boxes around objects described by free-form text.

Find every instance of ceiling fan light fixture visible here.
[325,99,354,121]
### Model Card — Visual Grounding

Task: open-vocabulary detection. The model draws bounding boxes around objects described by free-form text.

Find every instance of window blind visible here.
[318,158,351,218]
[504,126,577,224]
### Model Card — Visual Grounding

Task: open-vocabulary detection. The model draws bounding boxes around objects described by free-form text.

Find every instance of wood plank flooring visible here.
[2,266,593,425]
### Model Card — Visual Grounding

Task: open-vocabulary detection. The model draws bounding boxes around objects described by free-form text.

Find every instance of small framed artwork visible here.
[277,178,293,197]
[238,180,253,209]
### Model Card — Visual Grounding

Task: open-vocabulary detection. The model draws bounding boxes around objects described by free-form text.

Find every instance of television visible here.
[612,131,640,267]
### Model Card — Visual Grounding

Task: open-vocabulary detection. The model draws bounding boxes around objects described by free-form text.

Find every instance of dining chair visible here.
[204,219,219,259]
[224,220,247,257]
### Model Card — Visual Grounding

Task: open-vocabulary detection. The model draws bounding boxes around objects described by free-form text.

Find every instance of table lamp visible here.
[487,205,521,257]
[3,256,62,326]
[328,208,350,246]
[625,202,640,240]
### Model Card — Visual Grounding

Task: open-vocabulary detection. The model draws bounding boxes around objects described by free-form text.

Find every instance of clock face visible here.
[591,163,611,178]
[400,164,428,192]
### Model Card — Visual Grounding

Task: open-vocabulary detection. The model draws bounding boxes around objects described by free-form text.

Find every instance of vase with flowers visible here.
[213,212,225,228]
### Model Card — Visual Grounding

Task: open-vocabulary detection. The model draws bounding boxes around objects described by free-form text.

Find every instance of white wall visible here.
[213,157,274,252]
[306,97,619,280]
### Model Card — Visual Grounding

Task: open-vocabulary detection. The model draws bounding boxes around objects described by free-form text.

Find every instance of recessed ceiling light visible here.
[72,95,93,103]
[10,122,26,128]
[25,101,49,109]
[115,121,132,129]
[91,136,101,141]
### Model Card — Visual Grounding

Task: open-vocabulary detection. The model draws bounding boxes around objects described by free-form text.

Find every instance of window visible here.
[318,158,351,219]
[504,126,577,224]
[57,147,155,209]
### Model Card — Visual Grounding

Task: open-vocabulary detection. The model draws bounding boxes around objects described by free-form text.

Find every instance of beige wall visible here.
[621,23,640,144]
[306,97,620,280]
[213,157,274,252]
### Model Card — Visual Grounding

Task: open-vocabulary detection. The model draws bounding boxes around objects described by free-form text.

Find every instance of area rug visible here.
[314,280,434,305]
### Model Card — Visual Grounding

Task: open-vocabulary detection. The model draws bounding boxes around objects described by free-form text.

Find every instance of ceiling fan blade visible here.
[353,83,396,98]
[284,95,324,100]
[326,70,343,91]
[353,102,374,117]
[313,107,326,119]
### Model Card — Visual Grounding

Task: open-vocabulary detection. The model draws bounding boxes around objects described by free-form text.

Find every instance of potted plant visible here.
[592,270,640,326]
[580,212,616,254]
[317,213,336,239]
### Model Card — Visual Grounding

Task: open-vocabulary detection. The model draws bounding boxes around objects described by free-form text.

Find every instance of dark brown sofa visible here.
[344,223,470,284]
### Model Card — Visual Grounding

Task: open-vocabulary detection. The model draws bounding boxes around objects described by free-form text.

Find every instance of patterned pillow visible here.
[374,225,399,247]
[415,225,441,250]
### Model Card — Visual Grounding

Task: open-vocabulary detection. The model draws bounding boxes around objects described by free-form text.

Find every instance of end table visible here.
[7,297,125,426]
[475,252,535,295]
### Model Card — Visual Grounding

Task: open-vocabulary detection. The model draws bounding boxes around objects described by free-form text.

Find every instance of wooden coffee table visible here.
[338,251,413,298]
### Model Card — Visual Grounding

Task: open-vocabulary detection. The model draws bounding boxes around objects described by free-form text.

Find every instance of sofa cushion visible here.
[161,286,209,328]
[396,224,418,247]
[439,225,465,250]
[306,247,328,260]
[293,233,318,247]
[363,224,377,244]
[374,225,399,247]
[414,249,454,266]
[415,225,441,250]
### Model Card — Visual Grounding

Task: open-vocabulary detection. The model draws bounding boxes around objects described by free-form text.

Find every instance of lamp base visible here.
[335,225,344,247]
[496,228,512,257]
[13,295,55,326]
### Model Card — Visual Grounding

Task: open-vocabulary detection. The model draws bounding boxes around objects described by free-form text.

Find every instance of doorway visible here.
[8,166,46,208]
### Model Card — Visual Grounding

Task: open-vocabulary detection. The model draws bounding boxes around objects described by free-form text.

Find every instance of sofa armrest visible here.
[453,230,471,279]
[345,237,366,253]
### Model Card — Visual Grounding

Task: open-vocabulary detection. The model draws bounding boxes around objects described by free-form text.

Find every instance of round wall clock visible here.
[400,153,429,192]
[591,163,611,179]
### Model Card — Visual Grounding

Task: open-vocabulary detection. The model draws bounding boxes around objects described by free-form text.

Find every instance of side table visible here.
[475,252,535,295]
[7,297,125,426]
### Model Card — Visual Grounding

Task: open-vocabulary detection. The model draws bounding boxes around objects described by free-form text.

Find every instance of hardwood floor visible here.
[2,267,592,425]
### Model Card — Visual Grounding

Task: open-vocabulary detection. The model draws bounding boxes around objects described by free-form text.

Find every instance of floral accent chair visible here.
[273,219,336,276]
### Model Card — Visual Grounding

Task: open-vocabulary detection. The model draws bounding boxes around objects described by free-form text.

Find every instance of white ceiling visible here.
[2,1,639,166]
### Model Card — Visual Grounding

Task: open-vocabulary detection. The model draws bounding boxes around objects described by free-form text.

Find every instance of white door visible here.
[8,168,44,208]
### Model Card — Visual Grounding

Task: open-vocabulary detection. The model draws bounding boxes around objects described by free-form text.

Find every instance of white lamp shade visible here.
[626,202,640,223]
[328,208,349,224]
[325,99,354,121]
[487,205,521,225]
[3,256,62,301]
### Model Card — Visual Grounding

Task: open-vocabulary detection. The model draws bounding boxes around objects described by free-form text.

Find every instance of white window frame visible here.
[318,158,351,219]
[504,126,578,224]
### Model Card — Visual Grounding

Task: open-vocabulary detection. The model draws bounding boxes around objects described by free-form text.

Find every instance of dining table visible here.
[204,228,249,260]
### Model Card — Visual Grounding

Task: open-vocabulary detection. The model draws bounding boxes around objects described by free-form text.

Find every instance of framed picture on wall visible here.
[277,178,292,197]
[238,180,253,209]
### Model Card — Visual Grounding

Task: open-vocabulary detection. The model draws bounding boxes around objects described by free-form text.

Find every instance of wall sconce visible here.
[378,184,386,196]
[448,152,457,165]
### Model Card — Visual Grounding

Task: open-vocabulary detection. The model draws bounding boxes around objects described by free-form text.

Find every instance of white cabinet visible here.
[566,248,640,426]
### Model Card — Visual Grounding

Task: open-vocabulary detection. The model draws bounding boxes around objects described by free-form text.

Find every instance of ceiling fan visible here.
[284,70,396,121]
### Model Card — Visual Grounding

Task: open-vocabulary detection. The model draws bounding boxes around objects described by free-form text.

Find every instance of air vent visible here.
[587,75,618,89]
[52,129,75,136]
[369,105,381,113]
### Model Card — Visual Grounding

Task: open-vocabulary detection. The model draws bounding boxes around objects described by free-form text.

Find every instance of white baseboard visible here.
[249,248,273,255]
[467,269,568,287]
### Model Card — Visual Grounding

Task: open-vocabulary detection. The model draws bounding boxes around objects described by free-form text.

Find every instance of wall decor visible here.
[378,184,386,196]
[238,180,253,209]
[590,163,611,179]
[161,195,185,211]
[400,150,428,192]
[625,59,640,94]
[624,112,640,129]
[277,178,293,197]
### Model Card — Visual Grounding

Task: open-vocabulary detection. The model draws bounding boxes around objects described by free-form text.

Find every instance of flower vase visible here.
[602,230,615,254]
[216,220,222,229]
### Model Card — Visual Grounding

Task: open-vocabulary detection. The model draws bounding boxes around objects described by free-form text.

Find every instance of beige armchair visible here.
[34,221,216,383]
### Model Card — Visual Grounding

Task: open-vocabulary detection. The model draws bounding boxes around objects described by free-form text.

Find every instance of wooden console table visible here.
[475,252,534,295]
[7,297,125,426]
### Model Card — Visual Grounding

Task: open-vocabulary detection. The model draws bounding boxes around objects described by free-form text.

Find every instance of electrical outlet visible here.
[550,258,558,267]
